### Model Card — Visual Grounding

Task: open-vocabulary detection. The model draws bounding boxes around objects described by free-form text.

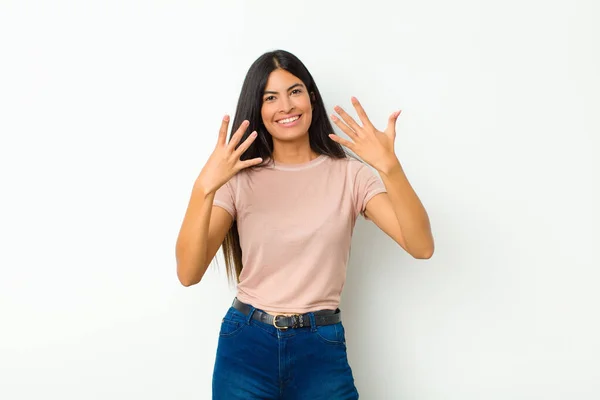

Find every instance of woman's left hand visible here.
[329,97,401,174]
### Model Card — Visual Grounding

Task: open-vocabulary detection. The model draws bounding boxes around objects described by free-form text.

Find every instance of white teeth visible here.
[277,115,300,124]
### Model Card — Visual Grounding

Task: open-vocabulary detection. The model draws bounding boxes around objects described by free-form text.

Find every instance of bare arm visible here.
[174,115,262,287]
[328,98,434,259]
[175,183,233,286]
[365,163,434,259]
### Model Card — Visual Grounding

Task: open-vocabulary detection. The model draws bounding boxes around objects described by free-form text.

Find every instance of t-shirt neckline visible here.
[270,154,328,171]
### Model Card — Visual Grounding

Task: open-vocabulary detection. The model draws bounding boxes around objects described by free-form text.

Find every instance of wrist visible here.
[193,179,216,197]
[377,156,402,176]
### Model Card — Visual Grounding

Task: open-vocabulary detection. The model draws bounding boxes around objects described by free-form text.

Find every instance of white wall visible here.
[1,0,598,398]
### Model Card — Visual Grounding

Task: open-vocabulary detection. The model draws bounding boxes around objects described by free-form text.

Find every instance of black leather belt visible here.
[232,298,341,330]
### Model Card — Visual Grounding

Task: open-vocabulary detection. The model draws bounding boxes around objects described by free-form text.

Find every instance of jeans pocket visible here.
[219,319,246,338]
[315,322,346,346]
[219,307,247,338]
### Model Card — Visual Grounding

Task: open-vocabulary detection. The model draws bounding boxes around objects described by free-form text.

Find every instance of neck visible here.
[271,137,318,164]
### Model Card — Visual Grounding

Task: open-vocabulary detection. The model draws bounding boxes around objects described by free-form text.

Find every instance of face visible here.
[260,69,313,142]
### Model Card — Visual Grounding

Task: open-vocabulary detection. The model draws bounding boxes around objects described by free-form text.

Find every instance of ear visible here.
[310,92,316,102]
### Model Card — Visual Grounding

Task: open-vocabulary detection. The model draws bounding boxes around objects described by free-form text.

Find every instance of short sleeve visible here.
[352,161,387,219]
[213,177,237,219]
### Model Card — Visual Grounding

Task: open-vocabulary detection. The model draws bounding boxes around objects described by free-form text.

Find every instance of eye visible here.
[264,95,275,102]
[291,89,302,95]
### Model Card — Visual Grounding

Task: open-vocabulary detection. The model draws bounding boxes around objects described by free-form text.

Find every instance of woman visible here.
[175,49,434,399]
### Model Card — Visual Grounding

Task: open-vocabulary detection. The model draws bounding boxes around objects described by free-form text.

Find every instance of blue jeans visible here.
[212,304,359,399]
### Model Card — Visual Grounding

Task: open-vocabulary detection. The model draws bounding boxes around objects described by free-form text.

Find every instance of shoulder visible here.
[317,155,376,184]
[327,155,367,176]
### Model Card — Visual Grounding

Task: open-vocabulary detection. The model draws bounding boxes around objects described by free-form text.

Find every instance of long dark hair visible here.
[222,49,347,284]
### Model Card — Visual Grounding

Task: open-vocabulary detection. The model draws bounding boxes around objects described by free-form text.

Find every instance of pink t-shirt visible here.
[213,154,386,313]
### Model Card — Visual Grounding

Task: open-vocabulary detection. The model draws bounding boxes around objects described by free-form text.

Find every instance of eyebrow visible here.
[263,83,304,96]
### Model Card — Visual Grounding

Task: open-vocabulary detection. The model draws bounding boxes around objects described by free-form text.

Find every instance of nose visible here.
[279,96,294,113]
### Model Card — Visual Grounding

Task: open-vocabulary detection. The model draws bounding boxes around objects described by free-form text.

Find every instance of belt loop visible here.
[246,305,256,325]
[308,312,317,332]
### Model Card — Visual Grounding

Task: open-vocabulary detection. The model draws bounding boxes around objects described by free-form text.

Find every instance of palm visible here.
[329,97,401,173]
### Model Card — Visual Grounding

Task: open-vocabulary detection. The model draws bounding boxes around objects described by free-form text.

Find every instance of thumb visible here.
[386,110,401,134]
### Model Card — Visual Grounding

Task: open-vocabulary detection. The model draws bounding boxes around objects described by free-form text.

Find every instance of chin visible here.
[268,124,311,141]
[274,127,311,141]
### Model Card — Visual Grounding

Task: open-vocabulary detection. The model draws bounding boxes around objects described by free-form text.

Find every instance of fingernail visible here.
[331,115,338,121]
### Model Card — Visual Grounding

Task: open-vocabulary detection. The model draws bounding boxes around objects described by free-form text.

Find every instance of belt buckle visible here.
[273,315,288,330]
[273,314,304,330]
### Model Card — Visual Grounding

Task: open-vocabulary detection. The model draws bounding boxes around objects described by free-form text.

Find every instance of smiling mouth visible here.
[276,115,301,124]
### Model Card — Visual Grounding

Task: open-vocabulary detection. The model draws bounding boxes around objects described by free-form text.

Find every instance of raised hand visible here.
[328,97,401,174]
[196,115,262,194]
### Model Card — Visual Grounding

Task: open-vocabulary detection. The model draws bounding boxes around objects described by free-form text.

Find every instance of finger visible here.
[234,131,258,157]
[386,110,402,134]
[217,115,230,147]
[328,133,355,150]
[331,114,359,140]
[351,97,374,128]
[227,120,249,151]
[334,105,362,133]
[238,157,263,170]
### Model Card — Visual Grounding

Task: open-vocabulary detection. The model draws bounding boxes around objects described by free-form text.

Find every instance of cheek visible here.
[303,106,313,125]
[303,110,312,124]
[305,100,314,118]
[260,106,272,125]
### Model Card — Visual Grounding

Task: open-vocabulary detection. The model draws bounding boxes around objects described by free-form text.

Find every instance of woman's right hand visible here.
[195,116,262,194]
